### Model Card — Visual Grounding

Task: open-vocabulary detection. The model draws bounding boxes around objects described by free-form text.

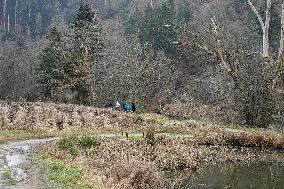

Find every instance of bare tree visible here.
[3,0,7,31]
[177,0,284,127]
[15,0,18,32]
[247,0,271,80]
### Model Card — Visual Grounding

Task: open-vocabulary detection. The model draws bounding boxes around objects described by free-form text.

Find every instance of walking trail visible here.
[0,133,143,189]
[0,138,58,189]
[0,128,240,189]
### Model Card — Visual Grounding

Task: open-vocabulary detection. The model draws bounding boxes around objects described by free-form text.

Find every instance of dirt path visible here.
[0,138,58,189]
[0,133,143,189]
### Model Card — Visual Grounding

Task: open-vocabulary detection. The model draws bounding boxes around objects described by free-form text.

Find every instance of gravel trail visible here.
[0,132,143,189]
[0,138,58,189]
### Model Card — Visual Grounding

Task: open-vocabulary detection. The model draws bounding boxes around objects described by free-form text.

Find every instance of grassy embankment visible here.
[2,112,284,188]
[36,113,284,189]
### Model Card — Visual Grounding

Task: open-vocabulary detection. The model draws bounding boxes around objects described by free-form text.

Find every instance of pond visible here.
[167,161,284,189]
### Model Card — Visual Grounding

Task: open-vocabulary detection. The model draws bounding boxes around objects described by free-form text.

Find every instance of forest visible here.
[1,0,284,188]
[1,0,283,128]
[1,0,284,128]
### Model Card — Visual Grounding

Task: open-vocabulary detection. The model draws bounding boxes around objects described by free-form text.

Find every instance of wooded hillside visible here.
[1,0,284,128]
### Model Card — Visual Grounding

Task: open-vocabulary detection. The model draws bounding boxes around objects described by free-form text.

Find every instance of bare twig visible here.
[239,51,263,62]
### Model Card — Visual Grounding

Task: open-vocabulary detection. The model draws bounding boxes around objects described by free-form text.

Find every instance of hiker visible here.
[115,101,121,111]
[131,101,136,112]
[123,100,131,112]
[106,100,113,111]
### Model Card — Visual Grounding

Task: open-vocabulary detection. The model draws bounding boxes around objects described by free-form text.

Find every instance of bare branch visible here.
[186,42,214,55]
[211,18,238,85]
[185,29,206,44]
[247,0,265,31]
[239,51,263,62]
[172,41,214,56]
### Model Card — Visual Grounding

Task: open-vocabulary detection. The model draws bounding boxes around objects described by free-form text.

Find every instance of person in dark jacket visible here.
[131,101,136,112]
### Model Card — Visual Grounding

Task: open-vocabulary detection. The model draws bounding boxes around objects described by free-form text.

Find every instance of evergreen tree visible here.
[38,4,102,105]
[126,0,177,57]
[66,4,103,105]
[37,27,64,100]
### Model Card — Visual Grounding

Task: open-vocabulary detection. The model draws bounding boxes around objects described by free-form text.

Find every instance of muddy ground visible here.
[0,138,58,189]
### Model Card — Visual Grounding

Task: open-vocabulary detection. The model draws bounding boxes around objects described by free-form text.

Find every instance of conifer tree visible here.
[37,27,64,100]
[38,4,102,105]
[66,3,102,105]
[126,0,177,56]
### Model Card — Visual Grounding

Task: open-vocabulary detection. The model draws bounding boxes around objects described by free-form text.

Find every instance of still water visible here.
[168,161,284,189]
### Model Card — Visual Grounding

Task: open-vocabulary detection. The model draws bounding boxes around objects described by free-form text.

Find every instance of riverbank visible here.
[1,111,284,188]
[38,131,284,189]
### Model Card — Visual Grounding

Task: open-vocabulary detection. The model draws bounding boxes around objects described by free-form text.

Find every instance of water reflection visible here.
[168,161,284,189]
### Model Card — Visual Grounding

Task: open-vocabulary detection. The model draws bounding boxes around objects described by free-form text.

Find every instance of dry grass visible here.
[1,101,283,188]
[38,132,284,189]
[105,158,165,189]
[0,129,58,143]
[139,113,284,150]
[0,101,141,132]
[1,100,283,150]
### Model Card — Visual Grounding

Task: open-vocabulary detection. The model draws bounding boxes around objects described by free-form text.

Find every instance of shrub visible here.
[226,134,241,146]
[145,128,156,146]
[57,136,77,150]
[107,159,165,189]
[57,136,78,156]
[57,134,100,156]
[78,134,99,149]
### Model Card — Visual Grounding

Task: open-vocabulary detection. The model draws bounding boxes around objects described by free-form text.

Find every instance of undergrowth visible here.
[57,134,100,156]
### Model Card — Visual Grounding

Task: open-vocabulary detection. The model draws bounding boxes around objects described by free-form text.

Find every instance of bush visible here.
[78,134,99,149]
[145,128,156,146]
[57,136,76,150]
[57,134,100,156]
[107,159,165,189]
[226,134,241,146]
[57,136,78,156]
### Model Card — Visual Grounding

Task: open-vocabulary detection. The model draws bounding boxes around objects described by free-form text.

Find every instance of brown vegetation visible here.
[0,101,141,131]
[39,133,284,189]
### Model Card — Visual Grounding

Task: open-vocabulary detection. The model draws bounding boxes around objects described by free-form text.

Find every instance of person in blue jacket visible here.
[123,100,131,112]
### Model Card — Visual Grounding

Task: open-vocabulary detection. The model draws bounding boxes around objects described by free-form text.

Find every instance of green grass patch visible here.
[36,152,96,189]
[225,134,242,146]
[57,134,100,156]
[2,169,17,185]
[139,113,253,131]
[139,113,188,125]
[0,129,57,143]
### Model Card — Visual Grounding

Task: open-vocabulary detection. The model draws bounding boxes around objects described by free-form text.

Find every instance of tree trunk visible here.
[28,0,31,37]
[262,0,271,58]
[3,0,7,31]
[7,14,10,32]
[245,0,275,128]
[15,0,18,32]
